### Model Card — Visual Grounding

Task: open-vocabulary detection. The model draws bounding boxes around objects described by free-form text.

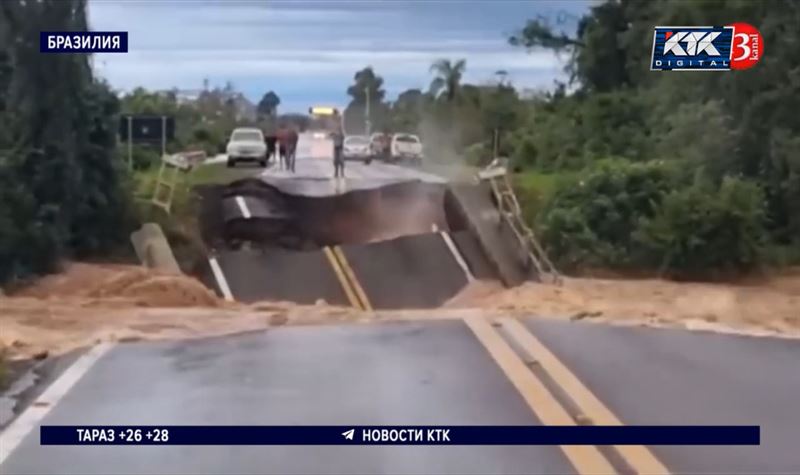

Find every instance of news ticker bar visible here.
[42,425,760,446]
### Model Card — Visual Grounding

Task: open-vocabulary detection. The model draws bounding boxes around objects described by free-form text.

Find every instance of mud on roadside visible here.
[2,263,798,370]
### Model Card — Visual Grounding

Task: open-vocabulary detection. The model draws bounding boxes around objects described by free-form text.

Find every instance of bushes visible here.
[635,178,768,277]
[119,146,161,171]
[537,160,678,269]
[189,125,226,157]
[511,91,651,171]
[533,160,769,277]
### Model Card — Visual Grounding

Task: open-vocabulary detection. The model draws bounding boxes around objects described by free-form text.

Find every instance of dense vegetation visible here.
[0,0,135,284]
[349,0,799,277]
[509,0,800,276]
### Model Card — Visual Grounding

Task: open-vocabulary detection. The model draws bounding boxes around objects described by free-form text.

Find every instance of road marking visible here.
[332,246,373,311]
[323,246,361,309]
[0,342,114,464]
[439,231,475,282]
[463,316,616,475]
[208,256,234,301]
[501,318,670,475]
[234,195,252,219]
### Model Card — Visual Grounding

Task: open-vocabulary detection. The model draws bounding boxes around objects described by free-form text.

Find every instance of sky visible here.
[88,0,590,113]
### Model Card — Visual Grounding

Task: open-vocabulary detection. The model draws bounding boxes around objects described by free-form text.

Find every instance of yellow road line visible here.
[332,246,373,311]
[323,246,360,309]
[500,318,670,475]
[463,316,616,475]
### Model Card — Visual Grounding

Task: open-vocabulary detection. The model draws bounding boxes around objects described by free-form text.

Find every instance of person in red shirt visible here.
[276,126,298,172]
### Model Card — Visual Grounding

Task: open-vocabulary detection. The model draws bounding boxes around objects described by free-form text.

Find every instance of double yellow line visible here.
[464,316,669,475]
[324,246,372,311]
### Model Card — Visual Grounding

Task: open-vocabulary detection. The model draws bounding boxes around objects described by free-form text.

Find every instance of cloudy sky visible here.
[88,0,589,112]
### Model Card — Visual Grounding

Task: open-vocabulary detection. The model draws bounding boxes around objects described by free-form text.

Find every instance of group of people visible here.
[265,125,363,180]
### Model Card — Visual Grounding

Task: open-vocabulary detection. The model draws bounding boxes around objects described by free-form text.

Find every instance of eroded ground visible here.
[1,263,798,364]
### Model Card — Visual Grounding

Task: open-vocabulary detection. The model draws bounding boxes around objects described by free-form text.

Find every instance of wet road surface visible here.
[2,316,798,474]
[259,133,445,197]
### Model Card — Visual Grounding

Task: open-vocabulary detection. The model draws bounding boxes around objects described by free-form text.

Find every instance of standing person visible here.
[287,127,299,172]
[265,134,277,166]
[275,126,289,170]
[331,126,345,179]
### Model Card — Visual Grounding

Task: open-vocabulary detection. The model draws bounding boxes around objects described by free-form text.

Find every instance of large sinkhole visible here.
[190,177,497,309]
[196,178,471,251]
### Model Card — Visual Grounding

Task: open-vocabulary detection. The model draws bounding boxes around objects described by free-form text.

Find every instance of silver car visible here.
[343,135,372,161]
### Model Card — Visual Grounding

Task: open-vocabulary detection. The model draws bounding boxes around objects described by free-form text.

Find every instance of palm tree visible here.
[429,59,466,102]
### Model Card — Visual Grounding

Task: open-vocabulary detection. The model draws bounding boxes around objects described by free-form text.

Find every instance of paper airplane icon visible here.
[342,429,355,441]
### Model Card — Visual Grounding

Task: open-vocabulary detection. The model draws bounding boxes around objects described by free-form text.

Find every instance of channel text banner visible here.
[41,425,760,446]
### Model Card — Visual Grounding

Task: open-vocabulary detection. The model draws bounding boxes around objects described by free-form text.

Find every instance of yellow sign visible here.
[308,106,338,116]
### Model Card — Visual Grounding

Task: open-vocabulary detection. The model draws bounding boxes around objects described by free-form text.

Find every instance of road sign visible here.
[309,106,338,116]
[119,115,175,141]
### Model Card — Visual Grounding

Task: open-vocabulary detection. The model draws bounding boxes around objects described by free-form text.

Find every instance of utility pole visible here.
[127,116,133,171]
[365,86,371,136]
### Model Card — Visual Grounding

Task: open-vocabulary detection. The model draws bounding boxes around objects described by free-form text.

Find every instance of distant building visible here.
[175,89,203,104]
[228,93,257,122]
[157,87,256,122]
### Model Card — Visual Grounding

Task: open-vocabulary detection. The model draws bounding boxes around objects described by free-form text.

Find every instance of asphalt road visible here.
[2,317,798,474]
[212,132,445,197]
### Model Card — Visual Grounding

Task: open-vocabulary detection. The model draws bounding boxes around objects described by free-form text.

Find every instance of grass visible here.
[133,161,261,213]
[134,161,257,196]
[513,170,578,225]
[188,162,259,186]
[514,170,577,197]
[130,160,262,270]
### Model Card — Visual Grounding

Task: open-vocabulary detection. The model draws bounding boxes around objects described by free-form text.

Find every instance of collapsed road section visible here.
[192,143,543,309]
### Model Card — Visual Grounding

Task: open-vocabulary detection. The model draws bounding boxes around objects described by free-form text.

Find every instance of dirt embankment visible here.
[2,263,798,364]
[13,263,222,308]
[0,263,362,361]
[446,272,800,337]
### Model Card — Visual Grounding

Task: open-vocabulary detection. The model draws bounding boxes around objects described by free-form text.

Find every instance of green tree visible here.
[0,0,134,283]
[429,59,466,102]
[509,2,633,92]
[346,66,386,105]
[511,0,800,266]
[344,67,389,134]
[391,88,424,131]
[257,90,280,118]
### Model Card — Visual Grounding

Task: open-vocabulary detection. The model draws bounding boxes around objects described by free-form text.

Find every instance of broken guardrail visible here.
[478,158,561,285]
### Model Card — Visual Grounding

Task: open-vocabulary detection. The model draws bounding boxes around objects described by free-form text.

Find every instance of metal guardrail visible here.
[151,150,206,213]
[478,159,562,285]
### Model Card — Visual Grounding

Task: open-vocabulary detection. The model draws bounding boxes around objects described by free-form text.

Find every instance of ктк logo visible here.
[651,23,763,71]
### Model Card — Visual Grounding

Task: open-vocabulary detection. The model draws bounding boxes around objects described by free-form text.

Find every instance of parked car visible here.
[342,135,371,161]
[390,133,423,163]
[226,128,267,167]
[369,132,391,159]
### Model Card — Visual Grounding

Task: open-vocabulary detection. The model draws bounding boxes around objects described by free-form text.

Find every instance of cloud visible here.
[88,0,579,110]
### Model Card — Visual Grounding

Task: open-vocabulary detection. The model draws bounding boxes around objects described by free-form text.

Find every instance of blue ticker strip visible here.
[41,425,760,446]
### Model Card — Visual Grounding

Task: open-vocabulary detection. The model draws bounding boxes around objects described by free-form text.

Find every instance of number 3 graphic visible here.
[728,23,763,70]
[732,33,751,61]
